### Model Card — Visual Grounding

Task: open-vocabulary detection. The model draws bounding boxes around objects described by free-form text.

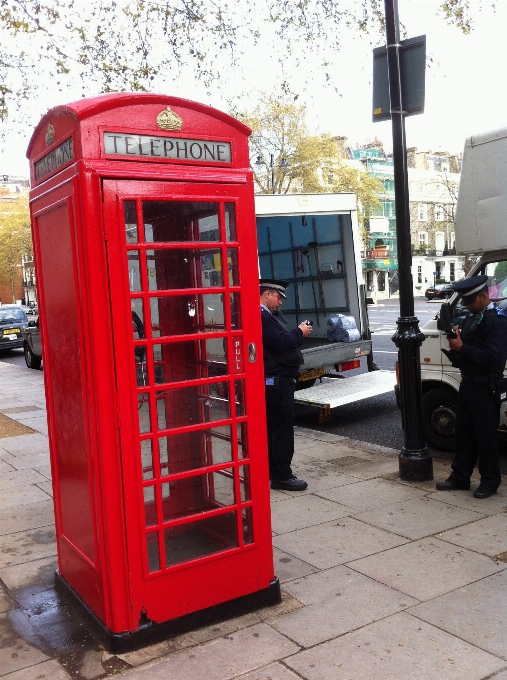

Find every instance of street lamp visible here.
[254,154,289,194]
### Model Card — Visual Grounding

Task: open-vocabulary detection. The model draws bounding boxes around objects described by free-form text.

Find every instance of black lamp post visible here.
[384,0,433,481]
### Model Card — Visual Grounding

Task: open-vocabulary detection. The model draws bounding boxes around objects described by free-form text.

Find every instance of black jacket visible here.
[261,308,304,378]
[456,307,507,379]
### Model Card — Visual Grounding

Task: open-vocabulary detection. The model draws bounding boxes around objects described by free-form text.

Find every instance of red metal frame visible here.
[27,94,275,637]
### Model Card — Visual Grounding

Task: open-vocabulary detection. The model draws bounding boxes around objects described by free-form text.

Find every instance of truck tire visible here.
[24,342,42,370]
[422,387,456,451]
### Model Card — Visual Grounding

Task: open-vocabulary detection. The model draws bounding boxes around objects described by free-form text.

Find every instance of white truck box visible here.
[455,127,507,255]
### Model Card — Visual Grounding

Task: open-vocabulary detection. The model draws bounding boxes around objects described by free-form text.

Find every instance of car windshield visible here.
[0,309,25,322]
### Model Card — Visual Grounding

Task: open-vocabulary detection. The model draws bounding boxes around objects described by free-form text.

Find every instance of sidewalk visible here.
[0,360,506,680]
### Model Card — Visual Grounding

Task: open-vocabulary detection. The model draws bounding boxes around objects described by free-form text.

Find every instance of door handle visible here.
[248,343,257,363]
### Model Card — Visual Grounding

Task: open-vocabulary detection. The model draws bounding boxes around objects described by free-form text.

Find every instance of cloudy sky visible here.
[2,0,506,177]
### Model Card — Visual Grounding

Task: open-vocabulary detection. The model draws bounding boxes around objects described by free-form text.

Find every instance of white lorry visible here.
[255,193,395,417]
[414,127,507,450]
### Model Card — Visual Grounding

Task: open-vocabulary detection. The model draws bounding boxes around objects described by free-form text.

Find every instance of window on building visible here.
[450,262,455,281]
[417,265,422,284]
[418,232,428,250]
[434,204,444,221]
[418,203,428,221]
[435,232,445,254]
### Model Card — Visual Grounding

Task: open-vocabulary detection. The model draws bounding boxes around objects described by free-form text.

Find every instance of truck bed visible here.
[301,339,372,371]
[294,370,395,409]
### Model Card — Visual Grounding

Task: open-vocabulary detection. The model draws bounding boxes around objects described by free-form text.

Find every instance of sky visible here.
[2,0,507,178]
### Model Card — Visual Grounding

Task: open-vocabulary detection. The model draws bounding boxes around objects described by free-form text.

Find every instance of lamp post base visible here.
[399,449,433,482]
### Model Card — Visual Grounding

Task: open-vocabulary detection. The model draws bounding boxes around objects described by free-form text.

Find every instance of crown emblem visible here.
[45,124,55,146]
[156,106,183,131]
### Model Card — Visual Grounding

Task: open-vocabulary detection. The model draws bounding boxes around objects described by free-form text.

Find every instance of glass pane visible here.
[239,464,251,502]
[131,299,145,337]
[227,249,239,285]
[134,349,149,387]
[238,422,248,459]
[225,203,237,241]
[150,293,226,338]
[242,507,253,545]
[138,395,151,433]
[484,261,507,300]
[156,383,230,431]
[164,511,238,567]
[153,339,227,384]
[161,467,235,523]
[235,380,246,416]
[143,201,220,242]
[144,486,156,527]
[157,428,233,476]
[146,248,223,290]
[124,201,138,243]
[146,532,160,572]
[141,439,154,480]
[230,293,241,330]
[128,250,141,292]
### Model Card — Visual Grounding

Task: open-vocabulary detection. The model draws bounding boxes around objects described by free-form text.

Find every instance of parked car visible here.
[424,283,454,300]
[23,318,42,369]
[0,305,28,351]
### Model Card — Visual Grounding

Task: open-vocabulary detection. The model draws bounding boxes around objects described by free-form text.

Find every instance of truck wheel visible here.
[422,388,456,451]
[24,343,41,370]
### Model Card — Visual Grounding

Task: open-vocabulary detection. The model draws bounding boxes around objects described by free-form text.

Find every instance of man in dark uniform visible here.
[436,275,507,498]
[260,279,313,491]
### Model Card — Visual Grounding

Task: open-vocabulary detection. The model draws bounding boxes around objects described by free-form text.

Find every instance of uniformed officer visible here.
[260,279,312,491]
[436,275,507,498]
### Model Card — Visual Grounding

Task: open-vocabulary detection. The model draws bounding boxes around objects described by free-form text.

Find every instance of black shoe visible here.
[436,479,470,491]
[473,486,497,499]
[271,475,308,491]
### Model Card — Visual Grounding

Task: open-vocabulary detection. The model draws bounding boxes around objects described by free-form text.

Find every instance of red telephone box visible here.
[26,93,279,650]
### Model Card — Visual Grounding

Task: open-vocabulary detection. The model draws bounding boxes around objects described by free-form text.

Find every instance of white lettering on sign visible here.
[104,132,231,163]
[233,338,243,373]
[34,137,74,182]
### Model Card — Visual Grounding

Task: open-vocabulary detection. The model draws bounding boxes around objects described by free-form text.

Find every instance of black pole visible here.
[270,153,275,194]
[384,0,433,481]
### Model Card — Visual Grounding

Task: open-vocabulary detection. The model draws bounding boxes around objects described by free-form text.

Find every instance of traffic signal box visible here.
[26,93,279,651]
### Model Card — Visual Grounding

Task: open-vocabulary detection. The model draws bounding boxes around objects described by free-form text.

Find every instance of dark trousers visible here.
[265,376,296,481]
[450,381,501,491]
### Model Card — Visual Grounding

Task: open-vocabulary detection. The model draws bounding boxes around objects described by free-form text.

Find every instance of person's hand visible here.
[299,320,313,337]
[448,326,462,351]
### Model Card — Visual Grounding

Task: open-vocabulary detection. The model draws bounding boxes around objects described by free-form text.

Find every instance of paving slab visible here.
[0,458,15,474]
[348,537,506,601]
[331,455,400,480]
[0,555,57,590]
[230,662,302,680]
[284,612,506,680]
[0,610,51,676]
[430,487,507,515]
[272,548,318,583]
[0,588,15,614]
[316,477,428,511]
[0,451,51,471]
[270,565,418,647]
[0,433,49,455]
[410,570,507,660]
[270,494,353,534]
[353,497,486,539]
[437,513,507,557]
[273,517,409,569]
[0,659,72,680]
[32,464,52,480]
[118,623,299,680]
[0,500,54,536]
[0,468,47,490]
[0,483,51,512]
[0,526,56,569]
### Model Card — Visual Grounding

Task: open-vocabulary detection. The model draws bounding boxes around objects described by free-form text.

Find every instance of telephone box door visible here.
[103,179,273,624]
